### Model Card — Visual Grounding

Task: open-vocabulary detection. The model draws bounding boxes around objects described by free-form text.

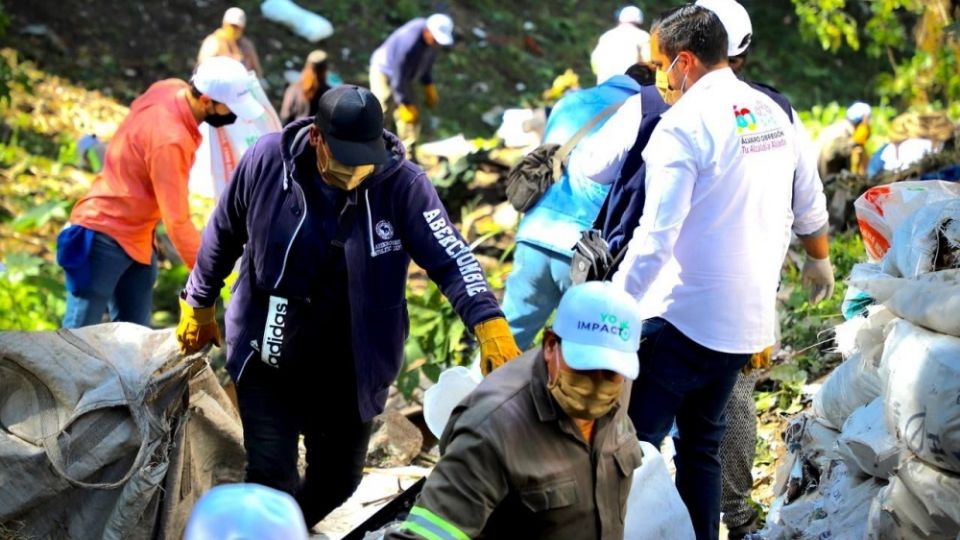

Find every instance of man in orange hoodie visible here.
[58,56,263,328]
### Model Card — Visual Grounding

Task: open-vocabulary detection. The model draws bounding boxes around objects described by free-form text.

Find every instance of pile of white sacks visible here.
[762,183,960,539]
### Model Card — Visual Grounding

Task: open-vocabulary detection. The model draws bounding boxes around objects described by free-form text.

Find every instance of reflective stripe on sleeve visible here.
[400,505,471,540]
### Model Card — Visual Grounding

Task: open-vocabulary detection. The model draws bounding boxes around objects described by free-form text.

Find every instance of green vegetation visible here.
[760,231,867,416]
[398,281,469,399]
[791,0,960,116]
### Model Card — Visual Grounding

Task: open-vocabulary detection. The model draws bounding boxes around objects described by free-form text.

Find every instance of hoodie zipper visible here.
[364,189,376,257]
[274,180,307,289]
[235,342,258,384]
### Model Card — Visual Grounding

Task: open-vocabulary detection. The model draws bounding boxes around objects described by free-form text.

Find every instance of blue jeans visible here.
[62,232,158,328]
[501,242,573,349]
[628,318,750,540]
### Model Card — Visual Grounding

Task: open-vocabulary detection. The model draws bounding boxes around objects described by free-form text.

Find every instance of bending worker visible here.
[388,281,643,540]
[176,85,521,529]
[501,65,647,348]
[58,57,262,328]
[370,13,454,158]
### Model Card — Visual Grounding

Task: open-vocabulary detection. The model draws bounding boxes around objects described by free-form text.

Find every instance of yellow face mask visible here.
[221,25,242,41]
[317,143,375,191]
[655,55,685,106]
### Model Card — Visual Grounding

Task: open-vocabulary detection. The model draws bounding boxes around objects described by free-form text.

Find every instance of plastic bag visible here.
[765,461,882,540]
[422,366,482,439]
[883,319,960,473]
[0,324,244,539]
[850,264,960,338]
[189,73,281,200]
[881,198,960,278]
[837,399,901,479]
[260,0,334,42]
[623,441,696,540]
[854,180,960,262]
[813,352,882,430]
[497,108,544,149]
[777,413,841,498]
[867,456,960,539]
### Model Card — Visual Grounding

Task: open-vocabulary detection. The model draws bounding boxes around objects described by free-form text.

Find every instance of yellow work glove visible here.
[424,84,439,108]
[176,297,222,355]
[397,103,419,124]
[743,346,773,374]
[475,317,522,376]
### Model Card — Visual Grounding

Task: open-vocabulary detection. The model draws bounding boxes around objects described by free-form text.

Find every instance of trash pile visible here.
[0,324,245,540]
[762,180,960,539]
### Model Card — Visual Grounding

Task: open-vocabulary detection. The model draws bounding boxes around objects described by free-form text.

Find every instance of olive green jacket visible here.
[388,349,642,540]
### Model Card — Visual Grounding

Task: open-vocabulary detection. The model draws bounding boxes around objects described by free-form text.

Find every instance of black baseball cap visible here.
[315,85,388,166]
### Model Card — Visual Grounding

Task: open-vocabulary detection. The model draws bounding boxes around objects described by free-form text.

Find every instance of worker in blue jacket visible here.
[176,85,520,529]
[501,67,647,349]
[369,13,454,158]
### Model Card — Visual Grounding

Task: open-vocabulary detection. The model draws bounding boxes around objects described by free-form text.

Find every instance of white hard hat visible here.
[696,0,752,56]
[618,6,644,25]
[192,57,264,120]
[846,102,872,124]
[426,13,455,46]
[223,7,246,27]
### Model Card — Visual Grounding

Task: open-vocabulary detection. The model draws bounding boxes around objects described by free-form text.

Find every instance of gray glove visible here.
[802,255,835,305]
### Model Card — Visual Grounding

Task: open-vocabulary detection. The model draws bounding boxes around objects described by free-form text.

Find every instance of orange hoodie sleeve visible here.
[149,141,201,269]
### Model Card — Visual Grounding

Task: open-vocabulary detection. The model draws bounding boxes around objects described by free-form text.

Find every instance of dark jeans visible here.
[628,318,750,540]
[62,232,158,328]
[236,338,372,528]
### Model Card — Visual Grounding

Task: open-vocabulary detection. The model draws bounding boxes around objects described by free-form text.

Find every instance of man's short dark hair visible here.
[651,5,728,67]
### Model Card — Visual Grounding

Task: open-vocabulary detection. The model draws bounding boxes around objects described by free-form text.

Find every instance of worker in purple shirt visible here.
[369,13,454,159]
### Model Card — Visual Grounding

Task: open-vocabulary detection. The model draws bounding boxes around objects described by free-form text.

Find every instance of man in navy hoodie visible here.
[176,85,520,528]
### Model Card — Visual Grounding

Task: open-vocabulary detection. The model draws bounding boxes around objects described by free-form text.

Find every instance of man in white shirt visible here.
[612,6,830,540]
[591,6,652,85]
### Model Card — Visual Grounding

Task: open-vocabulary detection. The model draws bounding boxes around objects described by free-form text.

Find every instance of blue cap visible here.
[185,484,308,540]
[552,282,642,379]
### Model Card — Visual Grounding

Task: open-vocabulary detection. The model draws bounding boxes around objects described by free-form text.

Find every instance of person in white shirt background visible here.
[610,6,831,540]
[590,5,652,85]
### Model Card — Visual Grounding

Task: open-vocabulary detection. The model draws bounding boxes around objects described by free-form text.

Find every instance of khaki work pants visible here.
[368,66,420,159]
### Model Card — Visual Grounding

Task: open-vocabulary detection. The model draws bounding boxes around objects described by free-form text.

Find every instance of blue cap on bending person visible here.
[185,483,308,540]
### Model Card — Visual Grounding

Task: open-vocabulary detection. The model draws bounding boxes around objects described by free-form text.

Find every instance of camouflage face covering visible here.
[547,364,622,420]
